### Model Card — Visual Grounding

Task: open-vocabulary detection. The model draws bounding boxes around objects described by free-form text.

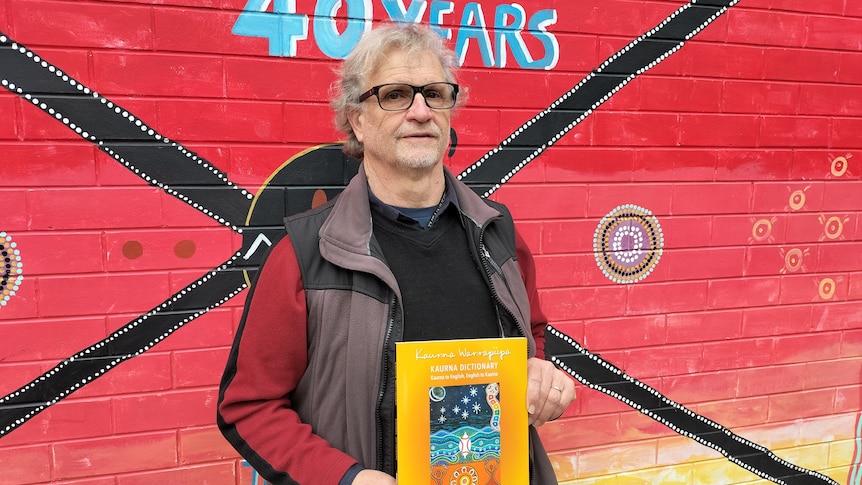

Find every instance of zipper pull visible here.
[482,245,503,275]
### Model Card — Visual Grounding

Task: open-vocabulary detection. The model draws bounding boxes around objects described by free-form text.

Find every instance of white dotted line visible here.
[548,326,836,484]
[0,253,248,436]
[1,40,253,233]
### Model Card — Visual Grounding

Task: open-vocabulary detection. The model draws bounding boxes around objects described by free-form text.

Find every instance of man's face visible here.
[348,48,452,171]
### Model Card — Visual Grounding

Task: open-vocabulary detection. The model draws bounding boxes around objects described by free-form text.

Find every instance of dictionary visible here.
[395,337,528,484]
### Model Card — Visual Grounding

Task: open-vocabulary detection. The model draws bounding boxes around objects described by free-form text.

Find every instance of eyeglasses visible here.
[358,82,459,111]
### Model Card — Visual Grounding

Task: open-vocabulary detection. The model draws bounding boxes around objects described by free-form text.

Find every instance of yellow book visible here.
[396,337,528,484]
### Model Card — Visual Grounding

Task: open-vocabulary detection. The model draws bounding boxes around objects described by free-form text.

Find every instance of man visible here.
[218,23,574,484]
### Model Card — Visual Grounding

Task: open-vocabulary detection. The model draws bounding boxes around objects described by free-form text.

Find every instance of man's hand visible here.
[526,357,575,426]
[352,470,396,484]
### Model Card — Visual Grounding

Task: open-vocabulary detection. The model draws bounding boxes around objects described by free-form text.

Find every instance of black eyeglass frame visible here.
[358,82,460,111]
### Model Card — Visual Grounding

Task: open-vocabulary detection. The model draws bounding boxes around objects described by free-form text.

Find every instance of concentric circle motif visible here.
[831,156,848,177]
[593,205,664,284]
[819,278,836,300]
[788,189,807,211]
[822,216,844,240]
[1,232,24,307]
[783,248,804,273]
[449,465,479,485]
[751,219,773,242]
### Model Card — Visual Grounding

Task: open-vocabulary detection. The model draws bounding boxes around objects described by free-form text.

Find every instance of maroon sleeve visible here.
[217,237,357,484]
[514,228,547,360]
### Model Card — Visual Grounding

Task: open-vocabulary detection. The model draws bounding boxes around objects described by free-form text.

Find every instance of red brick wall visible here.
[1,0,859,483]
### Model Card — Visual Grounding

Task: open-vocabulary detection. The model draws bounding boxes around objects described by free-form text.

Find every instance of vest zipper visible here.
[376,295,397,472]
[529,431,538,484]
[478,228,526,341]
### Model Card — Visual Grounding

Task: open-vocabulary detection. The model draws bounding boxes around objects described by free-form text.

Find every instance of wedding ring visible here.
[551,386,562,392]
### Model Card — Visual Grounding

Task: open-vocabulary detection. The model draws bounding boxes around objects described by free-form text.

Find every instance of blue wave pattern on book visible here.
[429,383,501,464]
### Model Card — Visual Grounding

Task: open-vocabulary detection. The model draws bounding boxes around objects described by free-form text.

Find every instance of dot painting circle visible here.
[788,189,806,211]
[594,205,664,284]
[449,465,479,485]
[819,278,836,300]
[784,248,804,273]
[751,219,773,242]
[1,232,24,307]
[823,216,844,240]
[832,156,848,177]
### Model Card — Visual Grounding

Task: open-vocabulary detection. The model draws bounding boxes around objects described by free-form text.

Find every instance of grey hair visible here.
[330,23,461,160]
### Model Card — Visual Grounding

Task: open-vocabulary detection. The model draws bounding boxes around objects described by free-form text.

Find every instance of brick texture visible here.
[92,52,226,98]
[28,187,166,230]
[0,445,52,483]
[178,426,240,465]
[8,0,152,47]
[1,1,860,484]
[37,272,170,317]
[112,389,219,434]
[116,463,237,485]
[6,232,104,275]
[0,399,114,448]
[1,144,97,186]
[0,317,106,362]
[0,107,16,141]
[52,432,178,479]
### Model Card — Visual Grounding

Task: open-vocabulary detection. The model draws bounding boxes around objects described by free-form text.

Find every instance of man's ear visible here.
[448,127,457,158]
[347,109,364,143]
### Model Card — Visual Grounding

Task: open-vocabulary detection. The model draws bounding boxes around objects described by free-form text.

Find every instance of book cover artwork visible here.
[396,337,528,484]
[429,382,503,484]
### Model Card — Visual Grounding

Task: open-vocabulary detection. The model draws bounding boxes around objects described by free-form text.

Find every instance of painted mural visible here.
[1,0,860,483]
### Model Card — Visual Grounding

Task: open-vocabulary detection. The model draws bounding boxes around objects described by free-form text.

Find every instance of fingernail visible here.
[528,405,535,414]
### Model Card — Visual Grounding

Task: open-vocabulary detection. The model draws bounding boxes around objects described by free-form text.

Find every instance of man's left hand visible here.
[526,357,575,426]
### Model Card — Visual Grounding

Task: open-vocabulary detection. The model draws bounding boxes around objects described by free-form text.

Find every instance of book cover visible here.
[396,337,528,484]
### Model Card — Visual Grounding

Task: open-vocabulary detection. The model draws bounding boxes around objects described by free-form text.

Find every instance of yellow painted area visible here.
[549,415,856,485]
[830,439,854,468]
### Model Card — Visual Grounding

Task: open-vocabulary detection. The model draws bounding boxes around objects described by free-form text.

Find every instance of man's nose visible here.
[406,92,433,120]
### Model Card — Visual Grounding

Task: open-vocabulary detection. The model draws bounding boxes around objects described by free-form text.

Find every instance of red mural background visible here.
[1,0,860,484]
